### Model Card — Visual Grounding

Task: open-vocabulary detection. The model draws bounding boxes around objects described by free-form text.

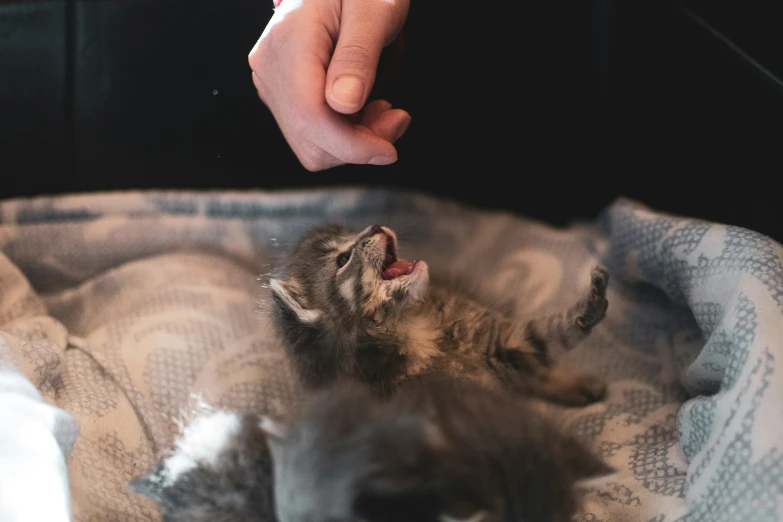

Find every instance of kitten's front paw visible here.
[575,266,609,331]
[559,375,607,407]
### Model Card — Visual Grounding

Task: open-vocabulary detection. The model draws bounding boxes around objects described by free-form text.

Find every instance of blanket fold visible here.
[0,251,77,522]
[0,190,780,522]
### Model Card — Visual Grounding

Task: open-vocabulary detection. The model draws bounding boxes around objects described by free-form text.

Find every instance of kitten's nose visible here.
[369,225,384,236]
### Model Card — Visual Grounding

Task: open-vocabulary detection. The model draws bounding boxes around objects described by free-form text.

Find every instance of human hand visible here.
[248,0,411,171]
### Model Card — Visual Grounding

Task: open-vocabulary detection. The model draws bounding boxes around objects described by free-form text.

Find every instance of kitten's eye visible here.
[336,251,352,268]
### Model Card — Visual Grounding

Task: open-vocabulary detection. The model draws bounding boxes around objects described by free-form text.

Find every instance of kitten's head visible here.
[129,411,276,522]
[270,224,429,327]
[268,224,429,388]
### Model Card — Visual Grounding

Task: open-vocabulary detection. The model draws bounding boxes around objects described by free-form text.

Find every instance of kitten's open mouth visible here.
[380,235,419,280]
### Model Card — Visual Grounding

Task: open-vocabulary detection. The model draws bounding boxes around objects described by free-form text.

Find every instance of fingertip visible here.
[369,154,398,166]
[360,99,393,127]
[386,109,411,140]
[365,108,411,143]
[357,132,398,165]
[369,99,393,112]
[393,114,411,142]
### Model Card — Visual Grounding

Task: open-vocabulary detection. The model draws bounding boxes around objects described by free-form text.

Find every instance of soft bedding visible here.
[0,189,781,522]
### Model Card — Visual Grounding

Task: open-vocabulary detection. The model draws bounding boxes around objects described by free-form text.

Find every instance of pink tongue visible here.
[383,260,414,280]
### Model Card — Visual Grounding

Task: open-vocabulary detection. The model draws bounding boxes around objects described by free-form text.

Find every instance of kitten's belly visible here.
[404,290,508,386]
[410,346,502,391]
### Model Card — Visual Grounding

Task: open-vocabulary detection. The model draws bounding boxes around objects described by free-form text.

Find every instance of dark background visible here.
[1,0,782,240]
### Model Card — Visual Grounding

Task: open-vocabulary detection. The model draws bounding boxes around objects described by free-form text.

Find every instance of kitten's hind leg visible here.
[529,367,607,406]
[524,266,609,361]
[496,351,607,406]
[494,266,610,406]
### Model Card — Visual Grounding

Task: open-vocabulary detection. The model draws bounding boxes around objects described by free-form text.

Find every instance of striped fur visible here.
[269,224,609,406]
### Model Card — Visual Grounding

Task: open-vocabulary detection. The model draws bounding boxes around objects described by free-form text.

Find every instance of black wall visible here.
[1,0,781,241]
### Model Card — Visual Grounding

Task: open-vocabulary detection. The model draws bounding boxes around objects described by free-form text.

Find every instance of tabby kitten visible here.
[269,224,610,405]
[261,376,616,522]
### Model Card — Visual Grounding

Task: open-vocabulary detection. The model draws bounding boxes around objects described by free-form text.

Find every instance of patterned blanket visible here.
[0,189,781,522]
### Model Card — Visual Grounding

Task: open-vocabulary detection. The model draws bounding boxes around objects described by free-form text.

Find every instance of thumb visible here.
[326,2,397,115]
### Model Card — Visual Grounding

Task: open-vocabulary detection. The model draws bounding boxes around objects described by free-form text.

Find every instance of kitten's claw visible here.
[590,266,609,294]
[575,266,609,332]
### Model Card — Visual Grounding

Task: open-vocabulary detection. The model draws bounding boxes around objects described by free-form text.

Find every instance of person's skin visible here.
[248,0,411,172]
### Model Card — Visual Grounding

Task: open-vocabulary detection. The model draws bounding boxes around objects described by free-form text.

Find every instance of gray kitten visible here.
[128,378,615,522]
[269,224,609,405]
[262,376,616,522]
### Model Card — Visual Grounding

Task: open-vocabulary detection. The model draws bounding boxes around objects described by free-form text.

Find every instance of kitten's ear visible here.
[561,436,617,490]
[269,278,321,324]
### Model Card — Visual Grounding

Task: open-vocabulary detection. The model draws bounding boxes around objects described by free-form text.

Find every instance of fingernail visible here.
[393,117,411,142]
[331,76,365,108]
[369,155,397,166]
